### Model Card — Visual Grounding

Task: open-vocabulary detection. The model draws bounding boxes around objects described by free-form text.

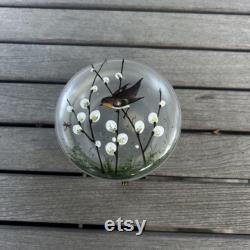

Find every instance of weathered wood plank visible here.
[2,127,250,179]
[156,133,250,178]
[0,83,59,124]
[0,175,250,233]
[1,9,250,50]
[0,127,81,173]
[1,44,250,89]
[1,0,250,14]
[1,83,250,131]
[0,226,250,250]
[178,89,250,131]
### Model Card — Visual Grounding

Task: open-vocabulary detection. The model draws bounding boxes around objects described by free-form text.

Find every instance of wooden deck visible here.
[1,1,250,249]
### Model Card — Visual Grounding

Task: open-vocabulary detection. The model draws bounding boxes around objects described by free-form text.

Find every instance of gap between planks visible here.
[1,224,250,250]
[3,79,250,92]
[0,168,249,185]
[2,40,250,53]
[0,6,250,17]
[0,221,248,236]
[1,2,250,16]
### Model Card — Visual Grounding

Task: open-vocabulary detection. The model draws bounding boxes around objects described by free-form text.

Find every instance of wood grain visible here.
[2,127,250,179]
[1,44,250,89]
[178,89,250,131]
[155,133,250,178]
[0,83,60,124]
[0,127,81,173]
[1,83,250,131]
[0,226,250,250]
[0,175,250,233]
[1,9,250,50]
[1,0,250,14]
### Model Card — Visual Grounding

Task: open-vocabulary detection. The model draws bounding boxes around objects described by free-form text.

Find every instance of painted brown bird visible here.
[101,78,144,109]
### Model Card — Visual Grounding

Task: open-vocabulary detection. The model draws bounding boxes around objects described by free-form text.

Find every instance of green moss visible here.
[102,158,141,178]
[70,145,159,179]
[70,146,100,172]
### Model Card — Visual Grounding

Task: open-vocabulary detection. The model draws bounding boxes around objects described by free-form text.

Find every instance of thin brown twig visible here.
[89,59,107,102]
[114,110,120,174]
[121,109,146,164]
[91,64,113,95]
[67,99,94,143]
[114,59,125,174]
[143,89,162,153]
[88,60,107,173]
[122,107,129,118]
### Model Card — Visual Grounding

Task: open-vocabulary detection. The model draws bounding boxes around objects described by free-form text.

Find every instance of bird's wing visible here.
[114,78,143,99]
[129,96,144,104]
[112,83,130,96]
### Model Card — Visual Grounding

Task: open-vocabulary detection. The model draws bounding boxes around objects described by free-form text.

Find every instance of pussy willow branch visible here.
[91,64,113,94]
[120,59,129,119]
[92,64,147,166]
[67,99,94,143]
[143,89,162,153]
[115,110,120,174]
[121,109,146,165]
[114,58,125,174]
[88,59,107,173]
[89,59,107,102]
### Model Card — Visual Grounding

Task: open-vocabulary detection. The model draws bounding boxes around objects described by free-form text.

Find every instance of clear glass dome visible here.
[55,59,181,180]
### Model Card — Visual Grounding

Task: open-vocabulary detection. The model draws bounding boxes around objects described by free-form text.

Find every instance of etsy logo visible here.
[104,217,147,236]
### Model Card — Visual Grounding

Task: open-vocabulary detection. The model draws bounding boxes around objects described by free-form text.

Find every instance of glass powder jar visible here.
[55,59,181,180]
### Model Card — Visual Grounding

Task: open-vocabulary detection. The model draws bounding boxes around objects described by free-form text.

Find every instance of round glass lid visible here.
[55,59,181,180]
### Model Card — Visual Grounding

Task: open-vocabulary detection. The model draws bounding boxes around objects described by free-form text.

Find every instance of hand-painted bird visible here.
[101,78,144,109]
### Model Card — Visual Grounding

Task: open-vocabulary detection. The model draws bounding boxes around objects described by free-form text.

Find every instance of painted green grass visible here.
[70,145,149,178]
